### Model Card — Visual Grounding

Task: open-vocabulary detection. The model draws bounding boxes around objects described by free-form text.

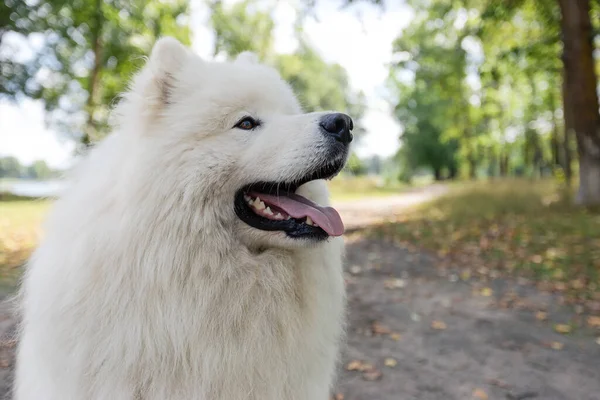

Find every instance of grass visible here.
[328,176,407,201]
[367,179,600,309]
[0,199,52,290]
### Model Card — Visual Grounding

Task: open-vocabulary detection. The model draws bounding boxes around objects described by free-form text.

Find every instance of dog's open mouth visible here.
[234,162,345,239]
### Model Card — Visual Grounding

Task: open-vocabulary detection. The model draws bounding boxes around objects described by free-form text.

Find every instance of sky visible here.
[0,0,413,169]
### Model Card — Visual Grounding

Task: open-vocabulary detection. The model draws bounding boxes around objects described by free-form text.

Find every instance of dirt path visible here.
[335,235,600,400]
[2,186,598,399]
[333,185,448,231]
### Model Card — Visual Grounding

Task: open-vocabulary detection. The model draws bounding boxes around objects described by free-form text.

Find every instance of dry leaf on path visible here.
[384,358,397,367]
[554,324,571,334]
[431,320,447,330]
[480,287,493,297]
[535,311,547,321]
[586,316,600,327]
[371,321,392,335]
[472,388,488,399]
[384,278,406,289]
[389,332,402,341]
[346,360,375,372]
[550,341,564,350]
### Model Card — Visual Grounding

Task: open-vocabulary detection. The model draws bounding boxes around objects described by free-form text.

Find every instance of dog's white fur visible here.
[14,38,346,400]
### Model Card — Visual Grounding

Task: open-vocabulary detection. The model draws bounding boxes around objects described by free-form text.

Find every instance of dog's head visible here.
[118,37,352,248]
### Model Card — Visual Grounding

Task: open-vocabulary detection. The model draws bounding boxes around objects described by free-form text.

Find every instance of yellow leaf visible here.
[371,321,391,335]
[554,324,571,334]
[571,279,585,290]
[431,320,447,330]
[384,357,397,367]
[389,333,402,341]
[346,360,362,371]
[550,341,564,350]
[473,388,488,400]
[586,316,600,327]
[384,278,406,289]
[480,287,493,297]
[535,311,547,321]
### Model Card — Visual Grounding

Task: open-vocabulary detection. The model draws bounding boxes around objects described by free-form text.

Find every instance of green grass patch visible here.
[367,179,600,305]
[0,199,52,290]
[328,176,407,201]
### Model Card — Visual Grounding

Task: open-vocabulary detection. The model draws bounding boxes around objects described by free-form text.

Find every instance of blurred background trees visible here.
[1,0,191,147]
[1,0,599,205]
[387,0,600,204]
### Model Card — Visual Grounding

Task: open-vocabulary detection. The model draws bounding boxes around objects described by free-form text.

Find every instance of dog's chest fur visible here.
[17,207,345,400]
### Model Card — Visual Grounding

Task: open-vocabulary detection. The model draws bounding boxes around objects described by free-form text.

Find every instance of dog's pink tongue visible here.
[252,193,345,236]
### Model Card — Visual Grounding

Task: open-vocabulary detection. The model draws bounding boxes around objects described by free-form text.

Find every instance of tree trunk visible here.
[433,167,442,181]
[561,73,574,184]
[499,152,508,177]
[548,86,562,169]
[559,0,600,205]
[449,165,458,180]
[82,0,104,147]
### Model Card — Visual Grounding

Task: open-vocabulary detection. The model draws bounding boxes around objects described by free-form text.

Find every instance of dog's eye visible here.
[234,117,259,130]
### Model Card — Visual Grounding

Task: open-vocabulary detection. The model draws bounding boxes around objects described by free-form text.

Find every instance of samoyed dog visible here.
[14,37,352,400]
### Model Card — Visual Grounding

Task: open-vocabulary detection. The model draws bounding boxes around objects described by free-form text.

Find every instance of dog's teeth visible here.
[274,213,283,220]
[244,194,251,202]
[286,216,291,220]
[252,197,265,210]
[306,216,314,226]
[264,207,273,215]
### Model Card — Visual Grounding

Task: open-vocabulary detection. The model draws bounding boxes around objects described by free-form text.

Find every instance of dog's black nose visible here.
[319,113,353,144]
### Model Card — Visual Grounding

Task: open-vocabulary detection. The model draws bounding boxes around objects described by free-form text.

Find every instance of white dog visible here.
[14,37,353,400]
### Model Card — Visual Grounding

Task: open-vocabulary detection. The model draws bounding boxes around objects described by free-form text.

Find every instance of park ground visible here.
[0,178,599,399]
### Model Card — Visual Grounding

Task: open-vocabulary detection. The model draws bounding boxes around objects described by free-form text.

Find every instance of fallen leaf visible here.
[389,332,402,341]
[371,321,392,335]
[346,360,374,372]
[587,316,600,327]
[331,393,344,400]
[531,255,543,264]
[384,278,406,289]
[535,311,547,321]
[550,341,564,350]
[362,369,382,381]
[554,324,572,334]
[346,360,364,371]
[384,358,397,367]
[571,279,585,290]
[480,287,493,297]
[431,320,447,330]
[473,388,488,400]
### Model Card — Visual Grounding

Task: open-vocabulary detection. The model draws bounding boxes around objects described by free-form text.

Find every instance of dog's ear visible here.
[147,37,190,105]
[235,51,259,65]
